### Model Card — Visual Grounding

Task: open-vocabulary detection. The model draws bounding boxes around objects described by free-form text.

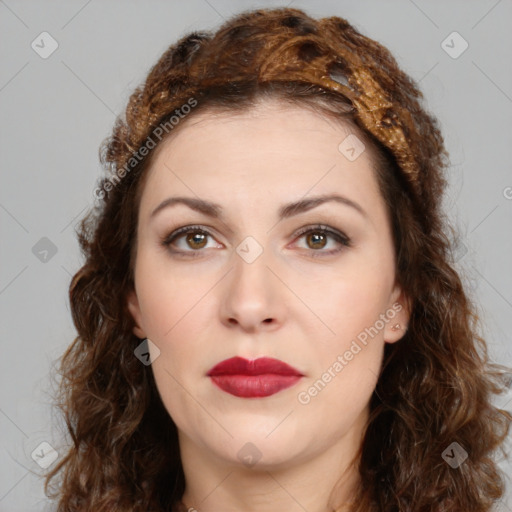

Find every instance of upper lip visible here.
[207,356,303,376]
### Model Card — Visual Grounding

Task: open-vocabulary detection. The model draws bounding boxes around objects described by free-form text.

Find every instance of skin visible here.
[127,99,410,512]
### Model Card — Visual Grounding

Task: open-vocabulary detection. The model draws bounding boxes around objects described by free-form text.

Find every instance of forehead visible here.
[137,100,384,220]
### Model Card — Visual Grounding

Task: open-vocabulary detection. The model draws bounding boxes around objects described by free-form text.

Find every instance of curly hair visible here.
[44,7,512,512]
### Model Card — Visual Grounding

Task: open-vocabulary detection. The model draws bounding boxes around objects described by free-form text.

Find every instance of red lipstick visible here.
[207,356,303,398]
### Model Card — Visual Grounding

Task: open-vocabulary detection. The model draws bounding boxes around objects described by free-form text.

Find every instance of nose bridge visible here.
[232,234,273,299]
[220,234,282,329]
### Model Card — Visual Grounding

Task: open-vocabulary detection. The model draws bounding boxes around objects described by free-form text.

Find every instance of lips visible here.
[207,356,303,398]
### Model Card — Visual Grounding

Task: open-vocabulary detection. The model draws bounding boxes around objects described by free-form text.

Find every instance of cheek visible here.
[297,259,392,341]
[298,261,393,392]
[297,314,385,420]
[134,250,210,340]
[134,253,218,397]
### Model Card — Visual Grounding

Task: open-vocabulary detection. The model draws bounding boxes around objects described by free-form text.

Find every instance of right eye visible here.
[161,225,223,257]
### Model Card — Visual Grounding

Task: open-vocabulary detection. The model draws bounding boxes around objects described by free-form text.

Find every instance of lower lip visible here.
[209,374,302,398]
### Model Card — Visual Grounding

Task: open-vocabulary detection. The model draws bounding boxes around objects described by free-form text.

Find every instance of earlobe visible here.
[384,285,412,344]
[385,320,407,344]
[126,289,146,339]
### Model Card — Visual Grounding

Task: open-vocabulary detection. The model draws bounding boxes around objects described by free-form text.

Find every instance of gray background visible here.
[1,0,511,510]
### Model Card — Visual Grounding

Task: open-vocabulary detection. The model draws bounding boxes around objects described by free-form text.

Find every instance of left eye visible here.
[293,225,351,255]
[161,224,351,258]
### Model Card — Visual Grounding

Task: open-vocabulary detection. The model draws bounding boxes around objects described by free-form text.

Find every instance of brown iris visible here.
[186,232,208,249]
[306,231,327,250]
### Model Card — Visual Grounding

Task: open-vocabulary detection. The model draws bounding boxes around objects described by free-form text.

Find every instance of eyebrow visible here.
[150,193,368,221]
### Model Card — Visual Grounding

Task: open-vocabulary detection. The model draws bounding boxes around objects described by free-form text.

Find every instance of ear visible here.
[383,281,412,344]
[126,288,146,339]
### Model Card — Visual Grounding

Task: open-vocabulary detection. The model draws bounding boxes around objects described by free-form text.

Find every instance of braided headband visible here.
[186,30,422,194]
[262,62,419,183]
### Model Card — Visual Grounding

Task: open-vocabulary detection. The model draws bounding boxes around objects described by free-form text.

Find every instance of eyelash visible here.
[161,224,351,259]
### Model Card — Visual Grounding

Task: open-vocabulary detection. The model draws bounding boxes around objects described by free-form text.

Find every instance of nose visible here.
[219,244,285,333]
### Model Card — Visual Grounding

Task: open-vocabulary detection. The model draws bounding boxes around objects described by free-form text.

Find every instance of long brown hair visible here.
[45,7,511,511]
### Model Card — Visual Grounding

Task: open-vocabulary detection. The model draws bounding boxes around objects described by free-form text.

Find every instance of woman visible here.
[45,7,511,512]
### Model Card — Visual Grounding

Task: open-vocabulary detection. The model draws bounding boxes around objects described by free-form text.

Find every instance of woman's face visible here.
[127,100,409,472]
